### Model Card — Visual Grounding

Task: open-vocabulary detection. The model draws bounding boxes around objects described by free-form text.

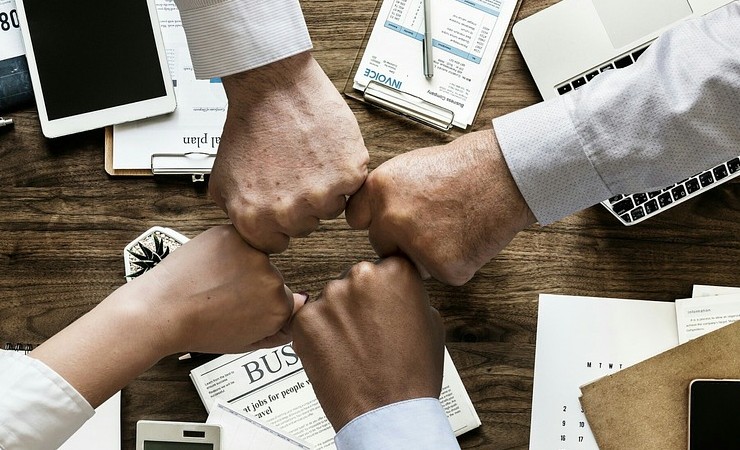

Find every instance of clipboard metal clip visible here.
[362,80,454,131]
[151,152,216,183]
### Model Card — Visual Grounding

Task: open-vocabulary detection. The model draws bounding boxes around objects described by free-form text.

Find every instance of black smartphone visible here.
[688,379,740,449]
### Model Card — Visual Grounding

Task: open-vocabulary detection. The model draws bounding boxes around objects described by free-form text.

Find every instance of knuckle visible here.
[320,278,346,301]
[347,261,376,281]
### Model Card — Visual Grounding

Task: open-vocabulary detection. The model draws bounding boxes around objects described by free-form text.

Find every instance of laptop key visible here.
[614,55,633,68]
[572,77,587,89]
[728,158,740,173]
[557,84,572,95]
[671,185,687,200]
[658,192,673,207]
[685,178,701,194]
[699,171,714,187]
[633,193,648,206]
[644,199,659,214]
[600,64,614,72]
[631,206,645,221]
[648,190,661,198]
[613,197,635,215]
[632,47,647,60]
[620,213,632,223]
[585,70,599,81]
[609,194,624,204]
[713,164,729,180]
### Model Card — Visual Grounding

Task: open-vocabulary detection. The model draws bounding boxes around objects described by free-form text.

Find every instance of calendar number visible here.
[0,9,20,32]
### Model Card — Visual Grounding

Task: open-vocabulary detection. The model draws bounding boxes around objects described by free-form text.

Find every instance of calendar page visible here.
[529,294,680,449]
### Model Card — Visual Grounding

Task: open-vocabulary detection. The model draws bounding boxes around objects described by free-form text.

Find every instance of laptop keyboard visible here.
[555,43,740,226]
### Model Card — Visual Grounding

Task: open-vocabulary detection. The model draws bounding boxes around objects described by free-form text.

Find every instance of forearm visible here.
[173,0,312,79]
[29,280,173,408]
[495,1,740,224]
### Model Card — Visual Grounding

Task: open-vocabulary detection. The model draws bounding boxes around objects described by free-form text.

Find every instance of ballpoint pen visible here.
[0,117,13,128]
[422,0,434,78]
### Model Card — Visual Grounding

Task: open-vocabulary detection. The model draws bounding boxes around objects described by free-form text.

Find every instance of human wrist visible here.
[107,277,183,359]
[222,51,314,106]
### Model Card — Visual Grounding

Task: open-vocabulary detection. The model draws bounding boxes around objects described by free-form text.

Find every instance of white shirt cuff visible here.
[493,96,612,225]
[173,0,313,79]
[0,351,94,450]
[334,398,460,450]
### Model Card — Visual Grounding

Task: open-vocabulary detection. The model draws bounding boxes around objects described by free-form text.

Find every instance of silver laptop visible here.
[513,0,739,225]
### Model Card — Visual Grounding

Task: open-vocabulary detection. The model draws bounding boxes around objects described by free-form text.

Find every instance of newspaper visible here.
[191,344,480,449]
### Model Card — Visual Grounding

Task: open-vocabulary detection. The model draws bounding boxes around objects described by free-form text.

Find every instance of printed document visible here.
[353,0,518,128]
[0,0,23,61]
[675,286,740,344]
[207,400,310,450]
[530,288,740,449]
[113,0,226,170]
[191,344,480,450]
[529,294,679,450]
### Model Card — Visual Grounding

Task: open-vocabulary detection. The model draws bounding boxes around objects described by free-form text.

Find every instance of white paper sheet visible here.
[691,284,740,297]
[675,293,740,344]
[529,294,678,450]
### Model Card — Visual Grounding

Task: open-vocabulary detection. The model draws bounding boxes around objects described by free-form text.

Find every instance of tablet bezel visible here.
[16,0,176,138]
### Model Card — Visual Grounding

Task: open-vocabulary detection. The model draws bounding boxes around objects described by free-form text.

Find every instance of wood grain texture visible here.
[1,0,739,448]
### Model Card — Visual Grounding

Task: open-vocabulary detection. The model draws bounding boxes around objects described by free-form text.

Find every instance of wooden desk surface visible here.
[1,0,739,448]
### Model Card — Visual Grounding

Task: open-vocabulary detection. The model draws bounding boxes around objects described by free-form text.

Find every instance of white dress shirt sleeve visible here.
[334,398,461,450]
[494,1,740,225]
[172,0,313,79]
[0,350,94,450]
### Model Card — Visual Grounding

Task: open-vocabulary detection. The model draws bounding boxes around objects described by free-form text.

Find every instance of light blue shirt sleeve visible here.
[494,1,740,224]
[334,398,461,450]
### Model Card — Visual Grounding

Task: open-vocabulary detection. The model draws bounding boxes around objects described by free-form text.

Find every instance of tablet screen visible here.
[22,0,167,120]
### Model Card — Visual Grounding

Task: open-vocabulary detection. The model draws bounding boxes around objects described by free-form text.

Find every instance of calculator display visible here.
[143,442,214,450]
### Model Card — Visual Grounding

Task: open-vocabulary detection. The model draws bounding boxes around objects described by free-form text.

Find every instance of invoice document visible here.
[353,0,518,128]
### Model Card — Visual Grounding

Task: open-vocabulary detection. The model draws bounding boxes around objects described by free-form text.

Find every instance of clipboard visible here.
[104,126,215,182]
[343,0,522,132]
